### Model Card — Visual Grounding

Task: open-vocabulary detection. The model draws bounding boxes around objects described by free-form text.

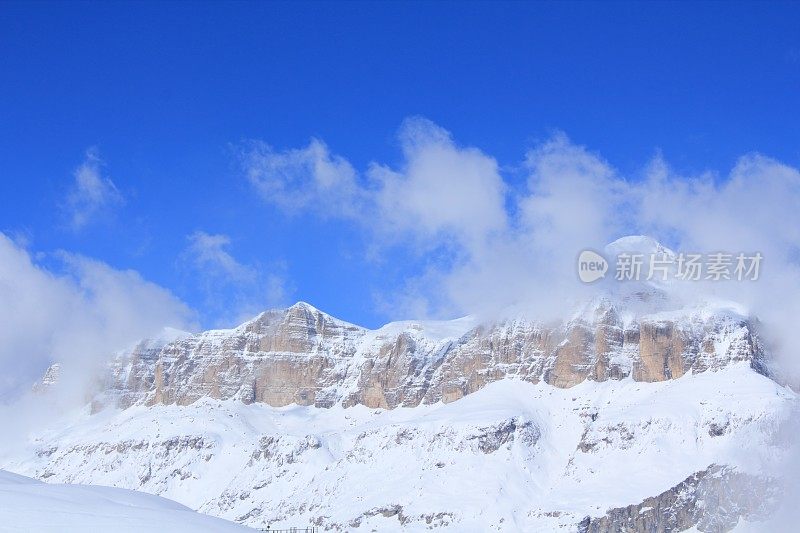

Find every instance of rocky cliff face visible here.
[14,287,793,532]
[13,237,792,532]
[95,299,768,411]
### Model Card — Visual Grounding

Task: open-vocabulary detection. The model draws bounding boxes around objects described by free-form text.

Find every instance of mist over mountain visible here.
[4,236,797,531]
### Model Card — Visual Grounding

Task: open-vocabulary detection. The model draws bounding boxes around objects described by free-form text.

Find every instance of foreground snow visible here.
[2,362,793,531]
[0,470,252,532]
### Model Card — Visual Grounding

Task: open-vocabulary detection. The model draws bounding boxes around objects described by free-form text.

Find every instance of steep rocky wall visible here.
[97,302,767,410]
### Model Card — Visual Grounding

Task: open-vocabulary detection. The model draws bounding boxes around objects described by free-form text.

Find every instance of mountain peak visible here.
[605,235,675,258]
[287,301,321,314]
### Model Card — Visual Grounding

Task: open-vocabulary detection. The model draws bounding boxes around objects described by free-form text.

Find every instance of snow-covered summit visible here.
[605,234,676,258]
[73,282,768,413]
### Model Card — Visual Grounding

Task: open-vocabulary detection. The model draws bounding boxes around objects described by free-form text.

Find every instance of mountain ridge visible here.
[71,292,770,413]
[15,236,793,532]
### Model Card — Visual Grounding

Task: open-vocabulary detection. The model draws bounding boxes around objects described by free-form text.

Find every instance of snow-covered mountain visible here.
[2,237,796,532]
[4,362,791,531]
[95,296,768,412]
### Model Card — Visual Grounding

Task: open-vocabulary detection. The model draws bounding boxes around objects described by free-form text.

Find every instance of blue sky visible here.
[2,1,799,329]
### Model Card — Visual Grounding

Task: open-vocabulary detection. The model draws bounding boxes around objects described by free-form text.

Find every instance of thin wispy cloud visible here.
[182,231,293,327]
[64,148,124,231]
[240,138,364,219]
[186,231,257,285]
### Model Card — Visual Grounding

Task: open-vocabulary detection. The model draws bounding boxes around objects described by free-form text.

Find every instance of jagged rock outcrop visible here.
[92,300,768,410]
[31,363,61,393]
[579,465,779,533]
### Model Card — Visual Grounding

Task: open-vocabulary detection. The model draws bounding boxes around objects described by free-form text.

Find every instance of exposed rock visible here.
[31,363,61,393]
[82,300,768,410]
[579,465,779,533]
[466,419,540,453]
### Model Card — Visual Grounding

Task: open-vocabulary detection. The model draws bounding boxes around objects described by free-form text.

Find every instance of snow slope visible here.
[3,362,793,531]
[0,469,253,532]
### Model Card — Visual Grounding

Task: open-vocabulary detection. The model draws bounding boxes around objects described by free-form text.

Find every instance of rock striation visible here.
[95,298,768,410]
[579,465,779,533]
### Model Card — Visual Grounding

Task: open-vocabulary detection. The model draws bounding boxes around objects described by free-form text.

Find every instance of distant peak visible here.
[605,235,675,258]
[288,301,319,313]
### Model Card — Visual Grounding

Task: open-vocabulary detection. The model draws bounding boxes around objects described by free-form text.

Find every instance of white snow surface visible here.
[2,362,794,531]
[0,469,252,532]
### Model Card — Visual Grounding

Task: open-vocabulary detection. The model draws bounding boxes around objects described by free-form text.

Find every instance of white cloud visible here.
[182,231,292,326]
[185,231,257,284]
[521,132,629,255]
[435,132,635,320]
[369,117,508,251]
[0,233,196,402]
[634,153,800,377]
[236,125,581,319]
[637,153,800,256]
[242,123,620,320]
[240,138,363,218]
[240,118,800,345]
[239,118,507,255]
[64,148,124,231]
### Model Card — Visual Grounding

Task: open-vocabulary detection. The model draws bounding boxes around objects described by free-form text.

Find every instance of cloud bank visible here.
[0,233,196,402]
[240,117,800,367]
